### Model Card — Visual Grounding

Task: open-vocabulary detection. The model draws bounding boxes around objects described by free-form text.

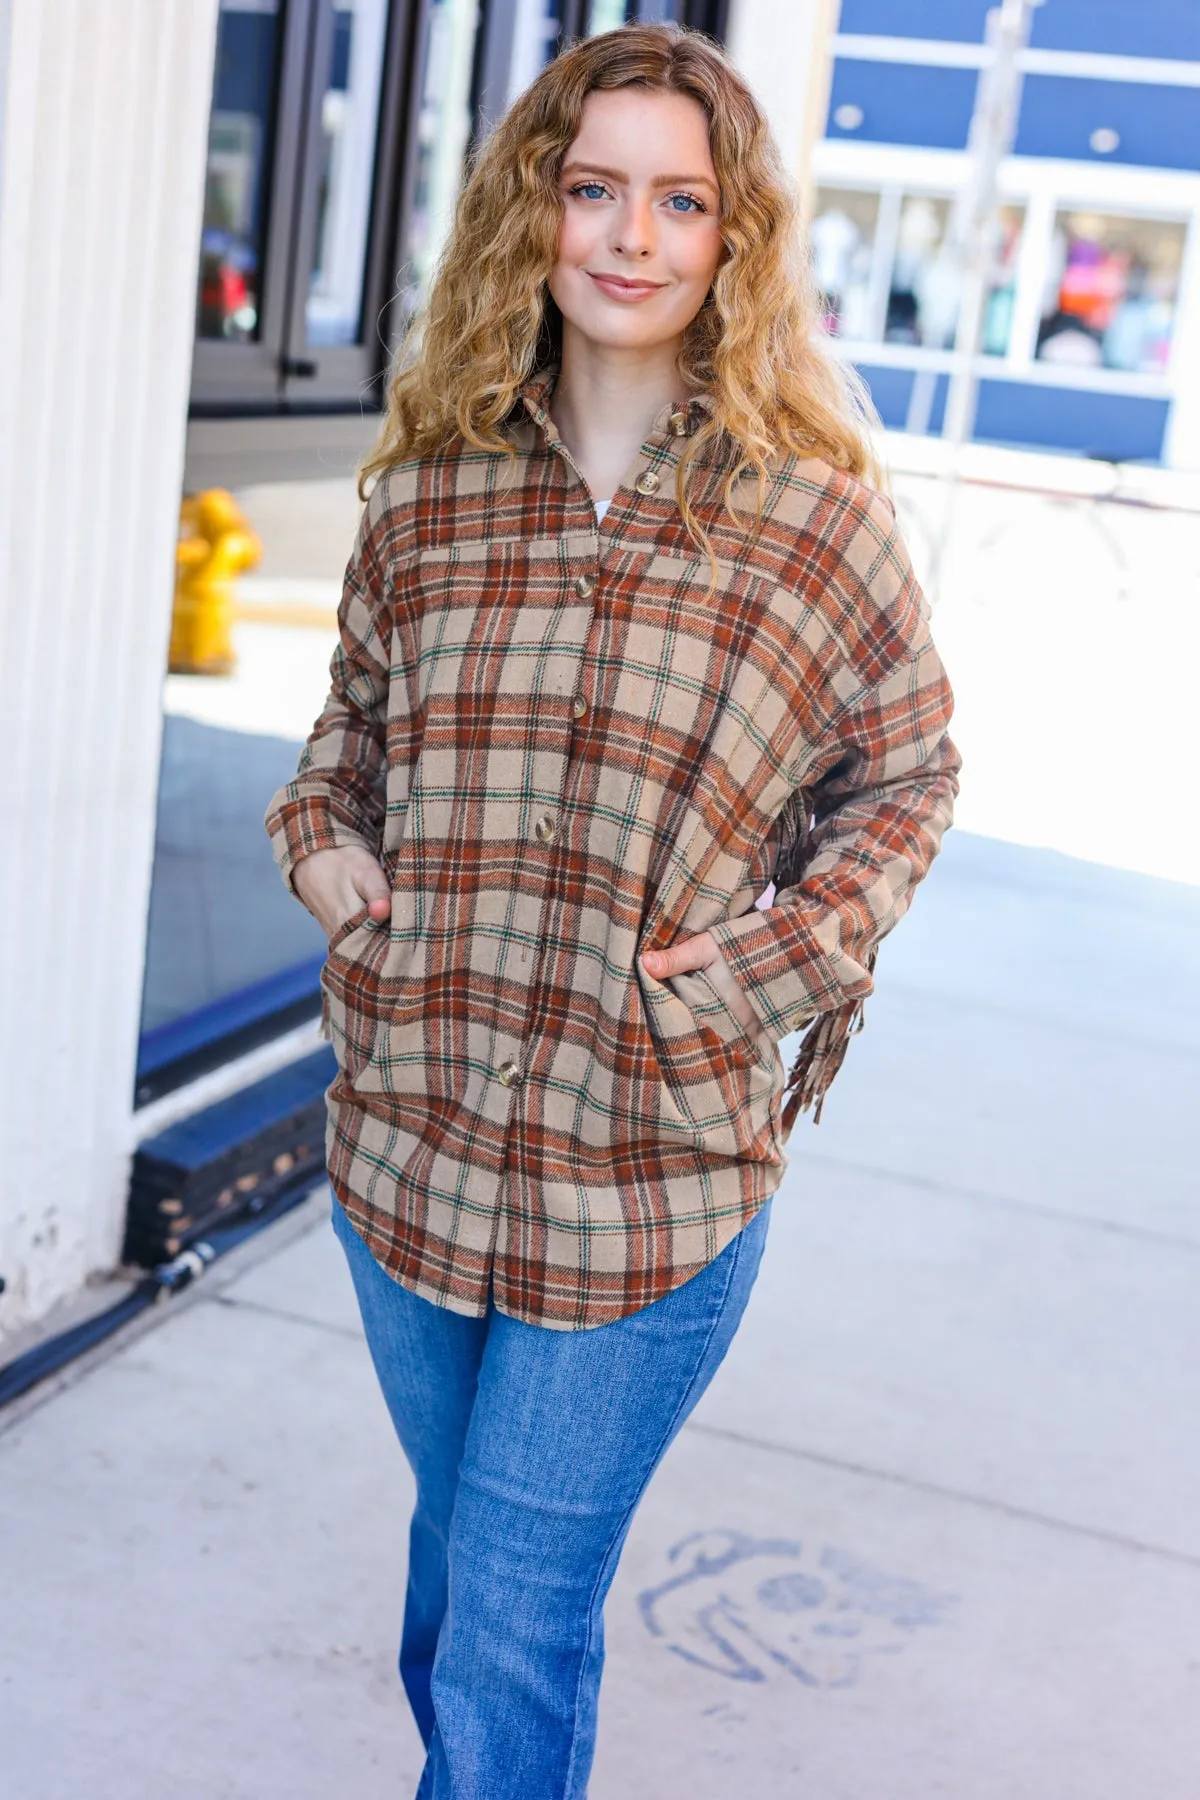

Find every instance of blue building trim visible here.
[136,955,326,1079]
[1016,75,1200,173]
[855,364,1171,463]
[838,1,991,43]
[827,60,977,150]
[1029,0,1200,62]
[839,0,1200,60]
[829,58,1200,174]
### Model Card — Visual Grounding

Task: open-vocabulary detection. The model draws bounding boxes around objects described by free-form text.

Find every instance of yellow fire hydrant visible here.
[169,489,262,675]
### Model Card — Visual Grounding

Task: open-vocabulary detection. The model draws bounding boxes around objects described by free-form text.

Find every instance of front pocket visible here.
[675,963,776,1076]
[321,910,390,1085]
[326,903,373,957]
[638,963,782,1163]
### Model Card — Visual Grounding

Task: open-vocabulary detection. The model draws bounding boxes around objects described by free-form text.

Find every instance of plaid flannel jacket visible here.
[265,372,960,1329]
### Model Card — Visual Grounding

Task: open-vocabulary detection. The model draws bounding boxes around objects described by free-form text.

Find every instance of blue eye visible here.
[667,192,705,214]
[572,181,609,201]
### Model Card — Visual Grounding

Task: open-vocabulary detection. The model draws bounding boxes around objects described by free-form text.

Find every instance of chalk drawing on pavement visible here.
[637,1529,956,1689]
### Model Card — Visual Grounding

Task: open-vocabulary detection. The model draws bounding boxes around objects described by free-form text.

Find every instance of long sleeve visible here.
[706,493,960,1125]
[264,487,394,893]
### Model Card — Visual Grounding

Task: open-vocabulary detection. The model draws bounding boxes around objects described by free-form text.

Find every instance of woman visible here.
[265,23,958,1796]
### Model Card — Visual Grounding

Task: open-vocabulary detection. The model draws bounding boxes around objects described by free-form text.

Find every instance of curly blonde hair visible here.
[359,22,882,549]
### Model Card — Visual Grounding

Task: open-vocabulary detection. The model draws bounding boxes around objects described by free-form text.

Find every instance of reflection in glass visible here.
[137,715,327,1093]
[813,186,1024,357]
[306,0,391,347]
[196,0,285,343]
[507,0,563,108]
[885,195,951,344]
[403,0,484,313]
[812,187,881,340]
[1037,211,1184,375]
[979,207,1024,357]
[588,0,629,30]
[887,198,1024,354]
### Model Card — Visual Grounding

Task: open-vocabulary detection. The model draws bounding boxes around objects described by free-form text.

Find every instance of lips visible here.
[586,272,667,302]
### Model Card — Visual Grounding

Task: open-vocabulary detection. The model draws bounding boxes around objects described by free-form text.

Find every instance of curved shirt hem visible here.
[328,1159,783,1332]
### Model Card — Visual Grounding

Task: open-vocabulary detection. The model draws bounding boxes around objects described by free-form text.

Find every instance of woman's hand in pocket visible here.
[641,933,768,1046]
[292,845,391,940]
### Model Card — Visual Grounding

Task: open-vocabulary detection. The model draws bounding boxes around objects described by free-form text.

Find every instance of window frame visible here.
[190,0,422,417]
[812,139,1200,399]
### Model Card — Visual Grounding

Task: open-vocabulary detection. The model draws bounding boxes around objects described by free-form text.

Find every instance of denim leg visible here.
[418,1201,771,1800]
[330,1198,488,1747]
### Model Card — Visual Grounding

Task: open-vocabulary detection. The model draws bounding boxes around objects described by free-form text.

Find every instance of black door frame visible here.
[190,0,421,416]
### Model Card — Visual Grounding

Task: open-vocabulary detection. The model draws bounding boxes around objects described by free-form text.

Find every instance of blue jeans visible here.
[330,1194,771,1799]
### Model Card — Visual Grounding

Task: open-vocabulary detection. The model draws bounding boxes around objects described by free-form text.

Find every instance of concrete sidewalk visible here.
[2,831,1199,1798]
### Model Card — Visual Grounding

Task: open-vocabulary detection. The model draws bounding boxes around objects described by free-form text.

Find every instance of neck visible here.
[548,323,684,502]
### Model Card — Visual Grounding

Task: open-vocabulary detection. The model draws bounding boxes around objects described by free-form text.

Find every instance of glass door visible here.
[191,0,310,407]
[283,0,401,404]
[190,0,418,414]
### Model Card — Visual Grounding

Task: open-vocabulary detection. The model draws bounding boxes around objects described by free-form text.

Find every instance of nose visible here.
[611,191,655,260]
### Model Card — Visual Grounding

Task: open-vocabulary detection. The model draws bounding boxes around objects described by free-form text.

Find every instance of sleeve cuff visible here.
[266,801,379,896]
[705,907,871,1041]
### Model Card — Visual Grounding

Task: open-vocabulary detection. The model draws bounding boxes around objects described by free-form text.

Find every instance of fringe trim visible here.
[779,947,879,1135]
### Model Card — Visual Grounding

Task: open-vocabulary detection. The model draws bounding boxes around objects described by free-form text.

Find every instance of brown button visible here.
[496,1058,523,1088]
[574,574,594,599]
[668,408,688,436]
[534,813,556,843]
[571,694,588,719]
[635,469,660,495]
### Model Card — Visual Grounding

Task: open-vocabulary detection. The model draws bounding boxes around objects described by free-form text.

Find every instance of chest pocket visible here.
[413,539,595,716]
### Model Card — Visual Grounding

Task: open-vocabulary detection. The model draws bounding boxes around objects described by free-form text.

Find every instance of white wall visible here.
[0,0,220,1334]
[726,0,841,202]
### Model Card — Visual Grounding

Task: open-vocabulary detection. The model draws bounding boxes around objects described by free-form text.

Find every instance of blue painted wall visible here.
[856,364,1171,462]
[826,60,977,149]
[828,58,1200,174]
[838,0,991,42]
[839,0,1200,62]
[1029,0,1200,61]
[1016,75,1200,172]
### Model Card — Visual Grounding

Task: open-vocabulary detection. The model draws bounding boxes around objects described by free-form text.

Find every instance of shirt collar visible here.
[516,364,715,448]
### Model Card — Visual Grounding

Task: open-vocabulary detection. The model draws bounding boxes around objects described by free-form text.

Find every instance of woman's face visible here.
[549,88,724,356]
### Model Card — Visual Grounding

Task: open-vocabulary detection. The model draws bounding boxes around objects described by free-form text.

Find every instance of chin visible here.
[571,313,682,353]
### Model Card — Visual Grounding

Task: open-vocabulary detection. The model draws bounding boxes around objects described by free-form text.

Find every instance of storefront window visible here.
[811,187,881,340]
[305,0,392,347]
[1037,211,1185,375]
[588,0,630,28]
[813,186,1024,357]
[137,482,356,1103]
[885,194,953,344]
[403,0,485,312]
[507,1,565,106]
[196,0,286,342]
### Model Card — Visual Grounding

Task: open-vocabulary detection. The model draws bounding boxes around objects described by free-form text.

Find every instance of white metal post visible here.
[927,0,1039,599]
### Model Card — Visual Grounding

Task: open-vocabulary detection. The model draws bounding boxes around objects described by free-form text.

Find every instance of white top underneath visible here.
[595,498,612,524]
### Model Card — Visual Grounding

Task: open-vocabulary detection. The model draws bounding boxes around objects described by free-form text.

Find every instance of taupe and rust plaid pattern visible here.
[265,372,959,1329]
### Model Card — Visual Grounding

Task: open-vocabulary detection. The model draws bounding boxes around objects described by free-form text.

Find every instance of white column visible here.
[0,0,220,1334]
[725,0,841,203]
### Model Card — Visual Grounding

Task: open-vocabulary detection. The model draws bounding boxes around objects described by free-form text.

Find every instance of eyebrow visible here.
[561,160,719,194]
